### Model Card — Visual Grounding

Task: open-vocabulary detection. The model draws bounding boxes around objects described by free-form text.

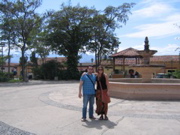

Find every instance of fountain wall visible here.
[109,78,180,100]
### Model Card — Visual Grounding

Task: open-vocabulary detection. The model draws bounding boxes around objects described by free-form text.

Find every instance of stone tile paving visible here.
[0,81,180,135]
[0,121,35,135]
[40,89,180,120]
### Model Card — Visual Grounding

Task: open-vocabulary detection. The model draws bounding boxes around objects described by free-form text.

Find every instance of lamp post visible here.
[0,42,5,73]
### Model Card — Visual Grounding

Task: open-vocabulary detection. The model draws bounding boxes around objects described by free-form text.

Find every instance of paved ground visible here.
[0,80,180,135]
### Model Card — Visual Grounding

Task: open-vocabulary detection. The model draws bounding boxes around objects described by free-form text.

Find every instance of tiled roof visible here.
[101,55,179,65]
[37,57,67,65]
[78,63,95,66]
[4,63,19,67]
[150,55,179,62]
[110,47,142,58]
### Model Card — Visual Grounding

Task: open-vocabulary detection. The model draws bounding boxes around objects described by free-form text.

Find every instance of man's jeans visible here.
[82,94,95,119]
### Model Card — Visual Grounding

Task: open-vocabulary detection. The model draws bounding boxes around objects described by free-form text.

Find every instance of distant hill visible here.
[10,53,95,63]
[79,53,94,63]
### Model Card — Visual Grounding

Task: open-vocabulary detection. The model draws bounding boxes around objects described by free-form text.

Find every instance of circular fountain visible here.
[109,37,180,100]
[131,37,165,83]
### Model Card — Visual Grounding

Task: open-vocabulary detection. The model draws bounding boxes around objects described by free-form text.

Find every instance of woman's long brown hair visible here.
[97,66,105,79]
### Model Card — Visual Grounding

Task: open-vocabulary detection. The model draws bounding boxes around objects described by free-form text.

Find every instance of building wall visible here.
[103,60,179,78]
[2,56,179,79]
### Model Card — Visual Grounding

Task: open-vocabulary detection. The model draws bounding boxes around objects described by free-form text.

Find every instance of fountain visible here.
[137,37,157,65]
[109,37,180,100]
[130,37,164,83]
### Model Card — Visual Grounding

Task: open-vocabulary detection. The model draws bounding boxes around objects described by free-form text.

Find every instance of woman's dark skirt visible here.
[95,90,108,115]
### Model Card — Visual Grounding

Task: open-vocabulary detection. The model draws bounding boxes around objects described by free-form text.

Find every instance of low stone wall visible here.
[151,78,180,83]
[109,79,180,100]
[111,74,124,78]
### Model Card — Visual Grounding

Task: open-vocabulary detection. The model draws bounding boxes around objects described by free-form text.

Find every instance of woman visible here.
[95,66,110,120]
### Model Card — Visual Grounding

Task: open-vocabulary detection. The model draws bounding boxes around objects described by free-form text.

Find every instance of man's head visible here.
[87,65,94,74]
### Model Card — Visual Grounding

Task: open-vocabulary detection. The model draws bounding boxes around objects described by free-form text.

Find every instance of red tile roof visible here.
[4,63,19,67]
[37,57,67,65]
[101,55,179,65]
[110,47,142,58]
[151,55,179,62]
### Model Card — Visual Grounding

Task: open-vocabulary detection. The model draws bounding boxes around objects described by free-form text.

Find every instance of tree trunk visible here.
[7,39,11,78]
[21,44,26,81]
[67,52,79,79]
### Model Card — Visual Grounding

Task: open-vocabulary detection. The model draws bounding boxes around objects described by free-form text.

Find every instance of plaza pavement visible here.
[0,80,180,135]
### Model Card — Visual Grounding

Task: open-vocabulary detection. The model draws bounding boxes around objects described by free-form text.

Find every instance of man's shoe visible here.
[89,116,96,120]
[81,118,87,122]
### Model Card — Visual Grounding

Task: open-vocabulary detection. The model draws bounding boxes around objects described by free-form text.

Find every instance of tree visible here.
[86,3,135,70]
[46,4,97,79]
[40,60,64,80]
[0,0,42,81]
[30,51,38,68]
[29,31,51,65]
[0,0,17,77]
[0,55,9,70]
[173,70,180,79]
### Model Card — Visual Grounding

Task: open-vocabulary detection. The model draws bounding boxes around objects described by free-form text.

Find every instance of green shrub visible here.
[8,79,22,83]
[0,72,11,82]
[31,60,81,80]
[173,70,180,79]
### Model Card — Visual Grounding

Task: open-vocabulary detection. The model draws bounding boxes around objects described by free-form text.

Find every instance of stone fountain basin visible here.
[109,78,180,100]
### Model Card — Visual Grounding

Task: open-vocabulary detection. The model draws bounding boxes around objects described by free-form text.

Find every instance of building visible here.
[2,53,179,79]
[101,47,179,78]
[1,63,19,75]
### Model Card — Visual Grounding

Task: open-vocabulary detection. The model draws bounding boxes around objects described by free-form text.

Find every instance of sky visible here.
[7,0,180,63]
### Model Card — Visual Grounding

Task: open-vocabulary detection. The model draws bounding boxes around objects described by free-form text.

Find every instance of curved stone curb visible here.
[0,121,35,135]
[39,91,82,112]
[0,80,79,87]
[39,90,180,121]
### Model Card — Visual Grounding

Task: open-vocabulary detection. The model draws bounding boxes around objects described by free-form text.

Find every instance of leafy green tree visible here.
[173,70,180,79]
[0,0,42,81]
[40,60,64,80]
[30,51,38,68]
[0,55,9,70]
[19,55,28,77]
[46,4,97,79]
[86,3,135,70]
[29,31,51,65]
[0,0,17,76]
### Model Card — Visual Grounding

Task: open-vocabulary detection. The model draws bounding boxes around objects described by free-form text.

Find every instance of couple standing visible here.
[78,65,110,122]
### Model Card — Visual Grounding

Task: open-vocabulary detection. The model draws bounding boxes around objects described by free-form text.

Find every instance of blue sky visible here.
[9,0,180,63]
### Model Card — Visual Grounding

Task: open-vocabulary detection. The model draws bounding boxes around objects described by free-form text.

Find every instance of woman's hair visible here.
[97,66,105,78]
[97,66,104,72]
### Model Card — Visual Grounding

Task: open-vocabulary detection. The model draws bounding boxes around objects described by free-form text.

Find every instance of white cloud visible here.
[118,43,180,56]
[133,3,173,18]
[123,0,180,38]
[154,44,180,55]
[123,21,180,38]
[164,14,180,23]
[117,43,144,52]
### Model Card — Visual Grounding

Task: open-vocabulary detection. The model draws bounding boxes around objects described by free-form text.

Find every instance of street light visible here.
[0,42,5,73]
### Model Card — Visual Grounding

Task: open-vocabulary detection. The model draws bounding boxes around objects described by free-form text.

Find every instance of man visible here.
[79,65,96,122]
